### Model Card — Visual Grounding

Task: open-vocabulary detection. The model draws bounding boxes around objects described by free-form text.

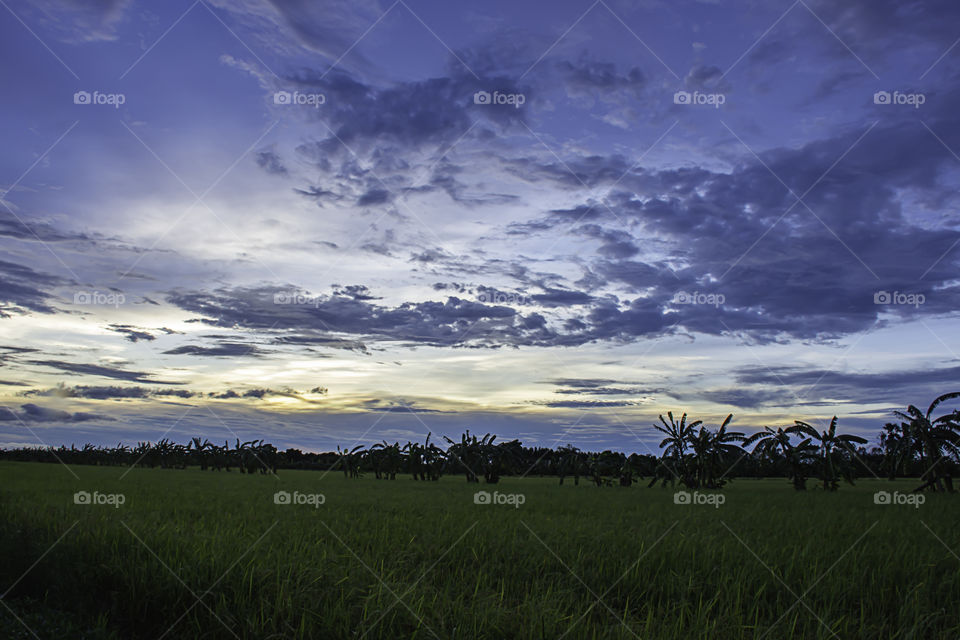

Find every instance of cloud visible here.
[209,387,325,403]
[167,285,563,349]
[0,260,67,317]
[252,60,532,214]
[543,379,663,403]
[683,64,725,90]
[21,384,327,404]
[288,68,526,157]
[547,378,619,388]
[557,55,646,98]
[25,360,180,384]
[331,284,380,300]
[294,186,341,205]
[700,388,786,409]
[729,363,960,407]
[526,399,644,408]
[530,287,595,307]
[0,211,94,244]
[356,188,391,207]
[213,0,383,71]
[107,324,156,343]
[26,0,131,43]
[23,384,152,400]
[163,342,268,358]
[255,149,288,176]
[801,0,960,61]
[362,398,446,413]
[495,92,960,343]
[0,403,113,422]
[576,224,640,259]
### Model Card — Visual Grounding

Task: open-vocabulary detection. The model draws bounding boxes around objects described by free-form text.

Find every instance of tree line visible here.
[3,393,958,493]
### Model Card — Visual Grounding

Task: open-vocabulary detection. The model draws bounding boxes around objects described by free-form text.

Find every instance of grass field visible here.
[0,461,957,639]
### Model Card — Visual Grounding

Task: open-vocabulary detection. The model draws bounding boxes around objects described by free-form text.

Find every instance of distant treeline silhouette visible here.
[3,393,958,492]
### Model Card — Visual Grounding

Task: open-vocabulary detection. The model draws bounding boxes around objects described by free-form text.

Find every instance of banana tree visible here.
[893,392,960,492]
[745,426,817,490]
[652,411,701,487]
[236,439,269,474]
[336,444,365,478]
[878,422,918,479]
[421,433,446,481]
[404,438,427,480]
[369,441,404,479]
[442,431,483,482]
[788,417,866,491]
[403,435,446,480]
[555,445,583,486]
[690,414,744,489]
[188,437,213,470]
[481,435,522,484]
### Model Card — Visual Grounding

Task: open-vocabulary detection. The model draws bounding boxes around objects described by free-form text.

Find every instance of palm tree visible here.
[788,417,866,491]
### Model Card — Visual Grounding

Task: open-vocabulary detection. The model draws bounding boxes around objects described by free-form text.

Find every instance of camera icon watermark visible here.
[273,90,325,108]
[873,90,925,109]
[73,290,126,307]
[673,490,725,509]
[473,90,526,109]
[873,290,925,308]
[274,490,325,508]
[873,490,924,509]
[477,291,530,306]
[473,490,525,509]
[273,291,321,306]
[672,290,725,307]
[73,90,126,109]
[74,490,126,508]
[673,90,725,108]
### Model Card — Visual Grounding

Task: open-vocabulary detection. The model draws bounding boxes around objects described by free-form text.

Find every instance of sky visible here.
[1,0,959,453]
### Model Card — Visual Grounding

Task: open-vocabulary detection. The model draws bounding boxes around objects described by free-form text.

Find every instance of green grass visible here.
[0,461,957,639]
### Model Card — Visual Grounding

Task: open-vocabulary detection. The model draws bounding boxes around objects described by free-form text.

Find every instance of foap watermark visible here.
[474,490,525,509]
[874,290,925,308]
[273,291,321,306]
[873,90,925,109]
[674,490,725,509]
[672,290,725,307]
[874,490,924,509]
[74,490,125,508]
[73,90,126,108]
[673,90,725,108]
[477,291,530,306]
[74,290,126,307]
[473,90,526,109]
[274,90,326,108]
[274,490,325,508]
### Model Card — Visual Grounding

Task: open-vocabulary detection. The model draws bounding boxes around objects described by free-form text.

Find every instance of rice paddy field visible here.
[0,461,958,639]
